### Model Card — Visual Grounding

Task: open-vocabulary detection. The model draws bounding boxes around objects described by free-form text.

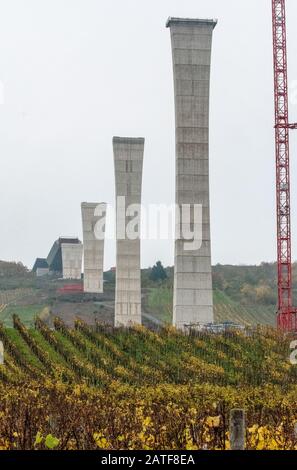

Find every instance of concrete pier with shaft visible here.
[81,202,106,293]
[113,136,144,327]
[166,17,217,330]
[61,242,83,280]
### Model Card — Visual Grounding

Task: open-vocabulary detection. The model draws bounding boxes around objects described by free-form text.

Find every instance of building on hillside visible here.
[46,237,81,275]
[33,237,82,277]
[32,258,49,277]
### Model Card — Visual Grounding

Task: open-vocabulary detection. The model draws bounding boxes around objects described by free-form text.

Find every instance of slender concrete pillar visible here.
[166,17,217,330]
[113,136,144,327]
[61,242,83,280]
[81,202,106,293]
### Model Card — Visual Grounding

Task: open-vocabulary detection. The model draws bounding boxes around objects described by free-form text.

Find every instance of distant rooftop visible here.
[58,237,81,244]
[113,136,145,144]
[166,17,218,28]
[82,201,102,206]
[32,258,48,272]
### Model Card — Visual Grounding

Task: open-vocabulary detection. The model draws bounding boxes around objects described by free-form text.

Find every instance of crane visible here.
[272,0,297,330]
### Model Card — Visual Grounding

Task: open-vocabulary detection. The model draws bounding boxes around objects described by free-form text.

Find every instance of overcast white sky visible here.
[1,0,297,270]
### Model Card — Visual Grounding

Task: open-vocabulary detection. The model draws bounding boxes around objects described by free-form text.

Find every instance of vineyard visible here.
[213,290,275,326]
[145,287,276,326]
[0,288,36,306]
[0,317,297,449]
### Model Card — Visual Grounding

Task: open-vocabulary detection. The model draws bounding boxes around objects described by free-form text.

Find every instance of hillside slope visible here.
[213,290,276,326]
[144,287,276,327]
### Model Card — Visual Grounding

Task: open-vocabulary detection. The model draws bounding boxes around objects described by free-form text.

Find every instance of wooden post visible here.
[230,409,245,450]
[48,414,58,434]
[294,422,297,439]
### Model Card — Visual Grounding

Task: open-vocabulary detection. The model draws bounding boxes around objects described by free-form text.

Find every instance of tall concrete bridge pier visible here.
[166,17,217,330]
[61,242,83,280]
[81,202,106,293]
[113,136,144,327]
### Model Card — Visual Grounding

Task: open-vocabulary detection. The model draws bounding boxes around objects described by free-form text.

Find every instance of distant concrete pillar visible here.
[113,136,144,327]
[81,202,106,293]
[61,243,83,280]
[166,17,217,330]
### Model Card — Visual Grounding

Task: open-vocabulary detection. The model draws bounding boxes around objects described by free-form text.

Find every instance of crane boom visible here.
[272,0,297,330]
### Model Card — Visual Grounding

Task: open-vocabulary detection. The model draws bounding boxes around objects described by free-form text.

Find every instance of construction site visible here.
[21,1,296,333]
[2,0,297,457]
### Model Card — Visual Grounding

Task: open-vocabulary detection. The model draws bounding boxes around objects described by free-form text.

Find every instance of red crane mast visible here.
[272,0,297,330]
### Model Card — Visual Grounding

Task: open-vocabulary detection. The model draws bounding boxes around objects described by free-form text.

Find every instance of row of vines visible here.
[0,316,296,386]
[1,318,297,449]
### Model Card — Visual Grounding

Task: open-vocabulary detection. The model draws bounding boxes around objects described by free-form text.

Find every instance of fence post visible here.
[230,409,245,450]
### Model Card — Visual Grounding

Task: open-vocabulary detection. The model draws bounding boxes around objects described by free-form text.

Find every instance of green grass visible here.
[28,329,69,369]
[0,305,45,328]
[0,287,277,329]
[146,286,276,326]
[145,286,173,323]
[4,328,45,371]
[213,290,276,326]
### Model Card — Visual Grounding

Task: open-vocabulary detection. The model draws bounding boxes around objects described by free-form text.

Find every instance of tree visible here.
[150,261,168,282]
[0,261,29,277]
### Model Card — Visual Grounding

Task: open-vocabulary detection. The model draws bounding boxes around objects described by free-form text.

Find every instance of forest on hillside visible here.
[143,262,284,307]
[3,259,297,318]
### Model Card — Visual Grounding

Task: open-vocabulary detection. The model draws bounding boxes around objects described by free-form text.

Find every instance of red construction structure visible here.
[272,0,297,330]
[57,284,84,294]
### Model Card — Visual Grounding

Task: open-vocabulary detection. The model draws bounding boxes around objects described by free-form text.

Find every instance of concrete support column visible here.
[113,136,144,327]
[166,17,217,330]
[81,202,106,293]
[61,242,83,280]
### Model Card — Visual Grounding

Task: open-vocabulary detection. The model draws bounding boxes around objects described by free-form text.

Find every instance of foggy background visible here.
[1,0,297,270]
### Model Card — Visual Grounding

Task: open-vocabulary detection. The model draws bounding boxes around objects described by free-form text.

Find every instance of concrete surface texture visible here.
[166,17,217,330]
[81,202,106,293]
[36,267,49,277]
[113,136,144,327]
[61,242,83,280]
